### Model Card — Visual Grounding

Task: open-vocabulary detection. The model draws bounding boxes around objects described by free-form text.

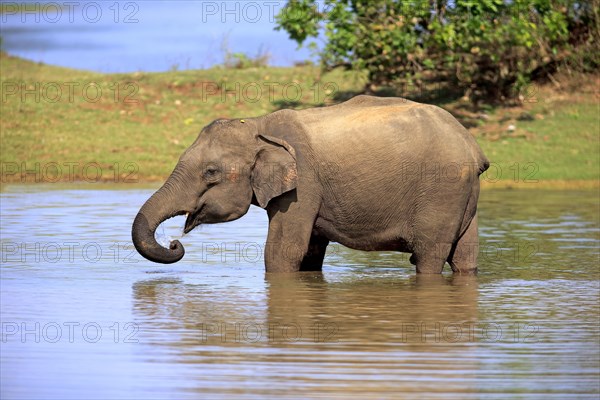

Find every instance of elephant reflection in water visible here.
[265,272,480,348]
[132,272,479,348]
[132,273,481,394]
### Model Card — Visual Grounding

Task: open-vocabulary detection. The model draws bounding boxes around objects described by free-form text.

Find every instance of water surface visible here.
[1,1,313,72]
[1,185,599,398]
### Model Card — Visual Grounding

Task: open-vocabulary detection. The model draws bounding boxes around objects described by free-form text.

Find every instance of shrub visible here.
[276,0,599,104]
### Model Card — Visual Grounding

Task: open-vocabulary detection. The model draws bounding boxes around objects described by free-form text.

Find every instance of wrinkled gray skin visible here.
[132,95,489,273]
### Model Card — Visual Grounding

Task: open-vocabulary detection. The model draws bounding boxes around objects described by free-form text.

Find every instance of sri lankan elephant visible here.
[132,95,489,274]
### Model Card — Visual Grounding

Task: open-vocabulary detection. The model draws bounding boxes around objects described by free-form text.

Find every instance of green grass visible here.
[477,101,599,185]
[1,52,598,186]
[481,103,600,180]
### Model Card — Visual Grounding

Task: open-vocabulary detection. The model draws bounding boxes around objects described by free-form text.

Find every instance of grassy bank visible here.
[1,52,598,188]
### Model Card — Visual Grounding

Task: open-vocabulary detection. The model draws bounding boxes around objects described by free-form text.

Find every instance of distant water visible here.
[0,0,315,72]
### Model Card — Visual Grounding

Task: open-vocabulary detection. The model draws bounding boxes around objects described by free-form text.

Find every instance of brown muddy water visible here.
[1,185,599,399]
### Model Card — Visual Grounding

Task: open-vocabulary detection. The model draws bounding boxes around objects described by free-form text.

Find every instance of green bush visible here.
[276,0,599,104]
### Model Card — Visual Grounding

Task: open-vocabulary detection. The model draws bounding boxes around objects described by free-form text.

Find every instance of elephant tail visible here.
[459,175,481,237]
[473,144,490,175]
[478,155,490,175]
[459,146,487,237]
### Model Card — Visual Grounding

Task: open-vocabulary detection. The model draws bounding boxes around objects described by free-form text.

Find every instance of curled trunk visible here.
[131,181,186,264]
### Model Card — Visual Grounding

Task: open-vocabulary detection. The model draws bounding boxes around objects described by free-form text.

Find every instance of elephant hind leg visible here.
[300,234,329,271]
[447,212,479,274]
[411,242,452,274]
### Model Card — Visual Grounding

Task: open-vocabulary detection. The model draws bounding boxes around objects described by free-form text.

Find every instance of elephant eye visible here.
[203,165,221,182]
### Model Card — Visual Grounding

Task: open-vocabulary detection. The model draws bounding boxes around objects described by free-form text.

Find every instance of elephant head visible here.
[132,118,297,264]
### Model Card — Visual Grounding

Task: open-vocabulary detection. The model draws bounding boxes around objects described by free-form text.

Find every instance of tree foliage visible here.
[276,0,599,103]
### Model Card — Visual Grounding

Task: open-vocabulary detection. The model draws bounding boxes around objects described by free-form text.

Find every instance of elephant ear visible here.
[252,134,297,208]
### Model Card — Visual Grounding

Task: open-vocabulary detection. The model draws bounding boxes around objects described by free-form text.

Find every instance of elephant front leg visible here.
[264,226,313,272]
[300,234,329,271]
[264,196,319,273]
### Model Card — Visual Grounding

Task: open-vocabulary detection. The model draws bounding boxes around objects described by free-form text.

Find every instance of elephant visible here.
[132,95,489,274]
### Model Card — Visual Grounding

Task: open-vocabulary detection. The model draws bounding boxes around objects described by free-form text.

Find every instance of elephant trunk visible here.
[132,178,186,264]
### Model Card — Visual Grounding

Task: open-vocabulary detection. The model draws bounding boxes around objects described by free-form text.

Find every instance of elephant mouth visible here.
[183,204,206,234]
